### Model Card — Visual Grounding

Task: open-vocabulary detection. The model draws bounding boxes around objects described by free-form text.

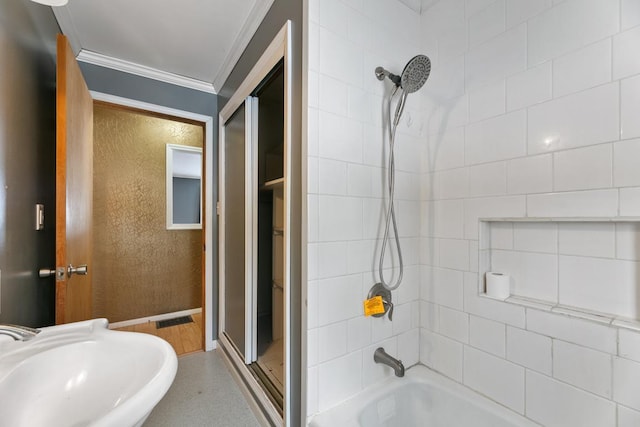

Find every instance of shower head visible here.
[375,54,431,93]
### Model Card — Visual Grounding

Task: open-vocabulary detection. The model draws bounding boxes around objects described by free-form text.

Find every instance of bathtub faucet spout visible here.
[374,347,405,377]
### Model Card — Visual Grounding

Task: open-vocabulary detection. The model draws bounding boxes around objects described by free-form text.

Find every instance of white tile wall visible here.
[526,370,616,427]
[306,0,640,423]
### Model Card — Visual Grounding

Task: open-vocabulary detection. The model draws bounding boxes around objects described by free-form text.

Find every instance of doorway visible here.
[91,102,206,355]
[218,21,292,425]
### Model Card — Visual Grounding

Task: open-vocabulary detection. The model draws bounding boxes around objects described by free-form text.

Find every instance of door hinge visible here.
[216,201,221,216]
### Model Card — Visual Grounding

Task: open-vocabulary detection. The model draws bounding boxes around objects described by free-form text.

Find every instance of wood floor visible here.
[113,312,203,356]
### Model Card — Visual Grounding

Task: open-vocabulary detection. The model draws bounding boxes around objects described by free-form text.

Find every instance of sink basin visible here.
[0,318,177,427]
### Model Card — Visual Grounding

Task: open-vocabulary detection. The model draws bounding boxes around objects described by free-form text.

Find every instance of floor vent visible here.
[157,315,193,329]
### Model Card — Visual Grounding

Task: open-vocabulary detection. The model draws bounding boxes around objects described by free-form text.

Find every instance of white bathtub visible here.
[309,365,539,427]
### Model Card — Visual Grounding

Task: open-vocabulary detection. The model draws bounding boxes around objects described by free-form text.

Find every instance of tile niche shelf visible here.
[479,217,640,332]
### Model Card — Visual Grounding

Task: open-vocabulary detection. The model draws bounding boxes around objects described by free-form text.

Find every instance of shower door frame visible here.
[218,20,292,426]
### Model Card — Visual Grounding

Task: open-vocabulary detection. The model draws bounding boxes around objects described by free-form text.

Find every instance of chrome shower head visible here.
[375,54,431,93]
[400,55,431,93]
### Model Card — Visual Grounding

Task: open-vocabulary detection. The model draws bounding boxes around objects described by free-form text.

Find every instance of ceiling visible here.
[53,0,274,94]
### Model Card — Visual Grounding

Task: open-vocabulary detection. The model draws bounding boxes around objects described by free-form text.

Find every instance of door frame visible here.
[218,20,292,425]
[91,90,216,351]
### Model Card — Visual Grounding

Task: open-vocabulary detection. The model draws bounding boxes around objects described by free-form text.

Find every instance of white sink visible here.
[0,318,177,427]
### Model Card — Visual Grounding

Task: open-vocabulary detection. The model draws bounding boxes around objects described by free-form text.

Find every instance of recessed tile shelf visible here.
[479,217,640,332]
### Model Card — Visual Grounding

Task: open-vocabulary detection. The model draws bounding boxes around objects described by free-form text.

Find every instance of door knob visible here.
[67,264,88,277]
[39,267,66,280]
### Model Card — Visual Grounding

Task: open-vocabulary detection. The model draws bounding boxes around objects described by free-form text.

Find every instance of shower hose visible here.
[378,86,406,292]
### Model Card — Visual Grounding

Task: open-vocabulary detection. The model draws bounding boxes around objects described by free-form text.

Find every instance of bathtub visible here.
[309,365,539,427]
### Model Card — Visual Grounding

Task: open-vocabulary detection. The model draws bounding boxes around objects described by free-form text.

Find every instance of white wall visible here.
[306,0,424,417]
[420,0,640,425]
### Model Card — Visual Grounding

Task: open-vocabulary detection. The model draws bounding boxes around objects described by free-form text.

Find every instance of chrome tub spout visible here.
[0,324,40,341]
[374,347,405,377]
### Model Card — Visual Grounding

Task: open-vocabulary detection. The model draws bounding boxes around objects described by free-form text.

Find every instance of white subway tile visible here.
[615,139,640,188]
[346,240,372,274]
[308,280,319,329]
[318,111,363,163]
[308,328,319,367]
[528,83,619,154]
[506,154,553,194]
[617,222,640,261]
[424,55,466,102]
[466,110,527,165]
[318,74,348,116]
[469,80,506,123]
[426,126,465,171]
[391,302,413,336]
[422,0,465,39]
[526,308,617,353]
[491,222,513,250]
[420,237,440,266]
[466,24,527,90]
[319,28,362,88]
[463,346,524,413]
[420,329,463,381]
[318,196,363,241]
[468,162,507,197]
[553,39,611,97]
[622,0,640,30]
[527,189,619,217]
[317,274,363,326]
[558,222,616,258]
[513,222,558,253]
[553,340,612,398]
[469,315,506,357]
[622,75,640,139]
[526,370,616,427]
[464,272,526,327]
[318,158,347,196]
[620,329,640,363]
[307,366,318,416]
[362,339,397,388]
[505,0,552,28]
[397,328,420,367]
[619,405,640,427]
[429,199,465,239]
[620,187,640,216]
[437,22,467,62]
[506,62,552,111]
[614,26,640,80]
[432,168,469,200]
[317,241,348,278]
[466,0,497,19]
[318,0,348,37]
[614,357,640,411]
[491,249,558,302]
[420,300,440,331]
[318,351,362,411]
[318,321,348,363]
[439,238,470,271]
[438,306,469,343]
[370,315,393,343]
[308,107,320,160]
[347,315,372,352]
[347,85,376,124]
[464,196,526,240]
[554,144,613,191]
[468,0,505,48]
[506,326,552,374]
[527,0,619,65]
[346,164,372,197]
[421,266,464,310]
[559,255,640,320]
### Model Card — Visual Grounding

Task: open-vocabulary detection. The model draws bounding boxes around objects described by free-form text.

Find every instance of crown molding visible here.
[212,0,275,92]
[76,50,216,94]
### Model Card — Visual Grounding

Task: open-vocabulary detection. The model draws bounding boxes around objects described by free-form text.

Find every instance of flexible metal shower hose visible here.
[378,87,405,291]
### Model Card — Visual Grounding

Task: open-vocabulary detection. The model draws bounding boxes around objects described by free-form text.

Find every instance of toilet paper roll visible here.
[485,272,510,300]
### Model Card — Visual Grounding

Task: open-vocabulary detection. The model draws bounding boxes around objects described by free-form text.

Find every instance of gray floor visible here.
[145,350,261,427]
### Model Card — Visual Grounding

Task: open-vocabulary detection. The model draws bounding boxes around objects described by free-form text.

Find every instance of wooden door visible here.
[55,34,93,324]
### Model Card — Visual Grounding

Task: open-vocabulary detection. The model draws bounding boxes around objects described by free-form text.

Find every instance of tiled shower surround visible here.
[306,0,640,425]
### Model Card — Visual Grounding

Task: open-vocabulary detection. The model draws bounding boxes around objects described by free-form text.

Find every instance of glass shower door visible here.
[222,97,258,364]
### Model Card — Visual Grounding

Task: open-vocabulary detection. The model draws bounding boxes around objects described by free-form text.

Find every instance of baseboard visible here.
[108,308,202,329]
